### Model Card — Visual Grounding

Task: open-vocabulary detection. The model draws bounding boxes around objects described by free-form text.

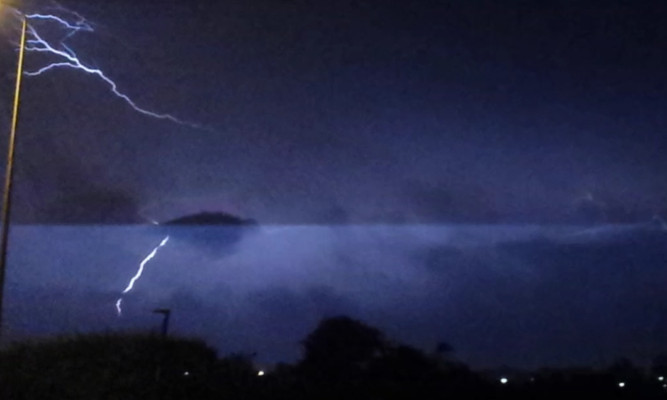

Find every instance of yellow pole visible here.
[0,14,27,339]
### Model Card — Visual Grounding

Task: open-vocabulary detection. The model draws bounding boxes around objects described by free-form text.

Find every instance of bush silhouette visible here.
[299,316,385,378]
[0,333,217,399]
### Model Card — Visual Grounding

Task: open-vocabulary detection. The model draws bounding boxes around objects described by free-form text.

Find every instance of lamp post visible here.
[0,3,28,338]
[0,6,27,341]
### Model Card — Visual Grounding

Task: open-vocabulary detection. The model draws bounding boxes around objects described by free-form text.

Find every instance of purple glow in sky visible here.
[1,0,667,368]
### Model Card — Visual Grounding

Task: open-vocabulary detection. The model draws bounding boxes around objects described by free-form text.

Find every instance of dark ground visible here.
[1,315,666,399]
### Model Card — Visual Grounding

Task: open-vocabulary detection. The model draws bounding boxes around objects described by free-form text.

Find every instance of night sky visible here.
[1,0,667,369]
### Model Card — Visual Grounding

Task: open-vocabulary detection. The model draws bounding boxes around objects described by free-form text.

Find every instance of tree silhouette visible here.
[300,316,386,379]
[369,345,440,381]
[0,333,218,400]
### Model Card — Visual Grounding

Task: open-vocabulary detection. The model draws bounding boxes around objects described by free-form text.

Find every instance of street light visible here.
[0,1,27,341]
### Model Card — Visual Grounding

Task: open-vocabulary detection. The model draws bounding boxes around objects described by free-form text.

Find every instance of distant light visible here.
[183,371,190,376]
[500,377,508,384]
[257,370,265,377]
[662,384,666,389]
[618,382,625,388]
[659,376,665,381]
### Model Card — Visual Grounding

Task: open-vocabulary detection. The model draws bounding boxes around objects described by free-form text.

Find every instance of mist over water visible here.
[4,223,667,368]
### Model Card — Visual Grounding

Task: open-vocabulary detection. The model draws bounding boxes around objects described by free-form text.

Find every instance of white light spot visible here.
[618,382,625,388]
[257,370,265,376]
[659,376,664,381]
[500,377,508,384]
[183,371,190,376]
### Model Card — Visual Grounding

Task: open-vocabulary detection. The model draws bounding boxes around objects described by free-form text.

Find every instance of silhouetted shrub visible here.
[0,333,217,400]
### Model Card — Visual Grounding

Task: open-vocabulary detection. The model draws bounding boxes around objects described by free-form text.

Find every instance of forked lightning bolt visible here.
[13,8,203,129]
[6,5,203,314]
[116,236,170,316]
[5,4,206,315]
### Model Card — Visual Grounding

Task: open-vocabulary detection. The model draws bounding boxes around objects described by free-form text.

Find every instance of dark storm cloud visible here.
[0,0,664,224]
[309,204,350,225]
[402,180,500,223]
[399,180,662,225]
[13,156,142,224]
[569,193,658,225]
[37,189,140,224]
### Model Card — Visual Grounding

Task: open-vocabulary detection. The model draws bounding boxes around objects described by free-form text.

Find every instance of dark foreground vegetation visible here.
[1,316,666,399]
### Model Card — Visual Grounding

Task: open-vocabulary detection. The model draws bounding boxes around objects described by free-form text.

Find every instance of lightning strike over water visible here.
[116,236,170,316]
[14,9,203,129]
